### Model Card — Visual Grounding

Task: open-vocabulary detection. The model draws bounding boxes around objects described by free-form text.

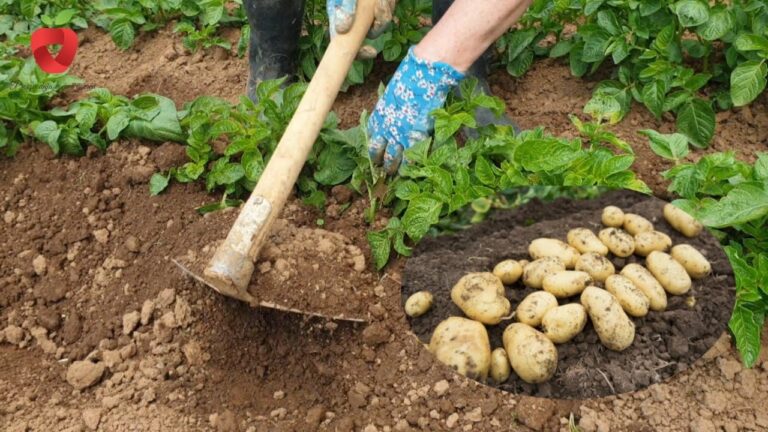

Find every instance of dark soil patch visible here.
[402,189,736,399]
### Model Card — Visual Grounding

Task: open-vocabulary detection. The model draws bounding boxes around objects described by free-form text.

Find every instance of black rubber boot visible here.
[432,0,519,136]
[244,0,305,102]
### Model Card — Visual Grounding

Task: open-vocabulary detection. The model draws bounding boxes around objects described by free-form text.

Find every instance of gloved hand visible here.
[367,47,464,174]
[328,0,397,58]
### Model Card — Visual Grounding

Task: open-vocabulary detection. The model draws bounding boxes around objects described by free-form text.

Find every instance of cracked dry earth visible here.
[1,24,768,432]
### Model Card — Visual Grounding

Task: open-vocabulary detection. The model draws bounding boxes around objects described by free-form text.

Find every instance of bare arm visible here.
[414,0,534,72]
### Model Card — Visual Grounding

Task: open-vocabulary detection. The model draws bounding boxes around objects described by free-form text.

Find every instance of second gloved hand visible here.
[328,0,396,58]
[368,47,464,174]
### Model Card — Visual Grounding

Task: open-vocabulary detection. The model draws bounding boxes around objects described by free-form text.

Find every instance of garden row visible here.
[0,0,765,367]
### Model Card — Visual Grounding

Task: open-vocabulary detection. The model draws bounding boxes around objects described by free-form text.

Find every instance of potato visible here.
[575,252,615,283]
[567,228,609,255]
[620,264,668,311]
[528,238,581,268]
[518,259,530,270]
[605,275,650,317]
[503,323,557,383]
[542,271,593,298]
[671,244,711,279]
[663,203,703,238]
[541,304,587,344]
[451,273,511,325]
[490,348,511,383]
[634,230,672,256]
[516,291,559,327]
[493,260,524,284]
[623,213,654,235]
[598,227,635,257]
[429,317,491,381]
[523,257,566,289]
[646,251,692,295]
[602,206,625,227]
[404,291,433,317]
[580,286,635,351]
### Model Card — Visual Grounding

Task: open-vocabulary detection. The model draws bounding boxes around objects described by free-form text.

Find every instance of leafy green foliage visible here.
[0,0,90,42]
[499,0,768,147]
[662,151,768,367]
[298,0,431,89]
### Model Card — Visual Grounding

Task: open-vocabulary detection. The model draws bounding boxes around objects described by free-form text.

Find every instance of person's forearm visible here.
[414,0,533,72]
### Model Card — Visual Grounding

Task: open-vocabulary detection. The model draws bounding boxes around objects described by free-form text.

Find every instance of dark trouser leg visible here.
[244,0,305,102]
[432,0,519,134]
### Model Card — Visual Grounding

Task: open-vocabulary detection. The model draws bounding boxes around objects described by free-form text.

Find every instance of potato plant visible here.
[499,0,768,147]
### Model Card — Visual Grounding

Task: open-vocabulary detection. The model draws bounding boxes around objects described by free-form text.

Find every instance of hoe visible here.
[174,0,376,322]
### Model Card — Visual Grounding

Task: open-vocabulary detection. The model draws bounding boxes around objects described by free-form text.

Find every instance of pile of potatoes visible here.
[405,203,712,385]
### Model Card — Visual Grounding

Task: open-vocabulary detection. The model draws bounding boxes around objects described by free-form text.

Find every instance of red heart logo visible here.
[31,28,79,74]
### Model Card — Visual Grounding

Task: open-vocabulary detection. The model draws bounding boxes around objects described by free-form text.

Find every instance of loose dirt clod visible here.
[121,311,140,335]
[66,361,105,390]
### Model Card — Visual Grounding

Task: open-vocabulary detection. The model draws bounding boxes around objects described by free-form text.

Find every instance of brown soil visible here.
[403,190,735,399]
[1,25,767,432]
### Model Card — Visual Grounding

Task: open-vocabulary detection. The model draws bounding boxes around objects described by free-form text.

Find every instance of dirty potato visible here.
[623,213,654,236]
[493,260,524,285]
[429,317,491,381]
[646,251,692,295]
[451,273,511,325]
[605,275,650,317]
[404,291,434,317]
[620,264,668,311]
[567,228,609,255]
[542,271,593,298]
[541,304,587,344]
[634,230,672,256]
[490,348,511,383]
[575,252,615,283]
[671,244,711,279]
[598,227,635,257]
[528,238,581,268]
[602,206,625,227]
[503,323,558,384]
[663,203,703,238]
[516,291,559,327]
[580,286,635,351]
[523,257,566,289]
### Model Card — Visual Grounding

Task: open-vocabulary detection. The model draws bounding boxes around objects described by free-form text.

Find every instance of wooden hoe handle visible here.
[203,0,376,303]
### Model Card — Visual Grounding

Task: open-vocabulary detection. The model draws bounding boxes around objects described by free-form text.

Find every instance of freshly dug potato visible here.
[598,228,635,257]
[634,230,672,256]
[663,203,703,238]
[671,244,711,279]
[493,260,524,284]
[580,286,635,351]
[567,228,609,255]
[503,323,558,384]
[523,257,566,289]
[623,213,654,235]
[516,291,559,327]
[404,291,434,317]
[429,317,491,381]
[620,264,668,311]
[542,271,593,298]
[575,252,615,283]
[541,304,587,344]
[451,273,511,325]
[528,238,580,268]
[490,348,511,383]
[602,206,625,227]
[646,251,692,295]
[605,275,650,317]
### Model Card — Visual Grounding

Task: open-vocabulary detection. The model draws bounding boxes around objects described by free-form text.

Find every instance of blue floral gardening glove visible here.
[368,47,465,174]
[328,0,396,58]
